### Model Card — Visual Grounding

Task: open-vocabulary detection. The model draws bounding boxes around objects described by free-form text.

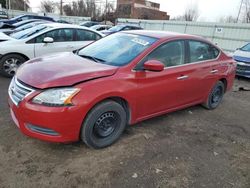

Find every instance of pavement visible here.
[0,76,249,188]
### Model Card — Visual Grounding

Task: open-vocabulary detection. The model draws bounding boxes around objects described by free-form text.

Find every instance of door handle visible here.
[177,75,189,80]
[67,45,74,48]
[210,69,218,74]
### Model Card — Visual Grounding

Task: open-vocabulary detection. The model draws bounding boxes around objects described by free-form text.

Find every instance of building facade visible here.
[117,0,170,20]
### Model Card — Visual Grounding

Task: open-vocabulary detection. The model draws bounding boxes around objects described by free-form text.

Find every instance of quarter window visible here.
[143,41,185,67]
[76,29,101,41]
[188,41,219,63]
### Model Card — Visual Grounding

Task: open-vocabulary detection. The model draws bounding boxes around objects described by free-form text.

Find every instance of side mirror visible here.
[43,37,54,43]
[143,60,164,72]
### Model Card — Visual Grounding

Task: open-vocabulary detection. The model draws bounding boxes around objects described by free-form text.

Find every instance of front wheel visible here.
[202,81,225,110]
[0,54,26,78]
[81,100,127,149]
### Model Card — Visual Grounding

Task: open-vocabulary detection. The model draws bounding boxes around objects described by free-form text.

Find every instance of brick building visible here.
[117,0,170,20]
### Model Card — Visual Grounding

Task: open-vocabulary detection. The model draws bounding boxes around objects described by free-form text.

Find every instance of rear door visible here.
[34,28,75,57]
[187,40,222,98]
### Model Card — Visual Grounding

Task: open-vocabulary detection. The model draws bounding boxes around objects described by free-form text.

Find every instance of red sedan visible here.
[8,30,236,148]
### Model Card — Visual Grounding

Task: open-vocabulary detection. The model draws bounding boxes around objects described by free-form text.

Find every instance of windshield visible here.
[78,33,157,66]
[241,43,250,52]
[14,22,40,32]
[108,25,124,32]
[10,15,22,21]
[13,20,30,27]
[91,25,100,29]
[10,25,48,39]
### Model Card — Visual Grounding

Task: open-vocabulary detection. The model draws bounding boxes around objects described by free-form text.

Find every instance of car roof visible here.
[122,30,204,40]
[38,23,105,36]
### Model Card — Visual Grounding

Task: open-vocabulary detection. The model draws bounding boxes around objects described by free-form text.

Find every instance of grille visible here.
[8,77,34,106]
[236,62,250,72]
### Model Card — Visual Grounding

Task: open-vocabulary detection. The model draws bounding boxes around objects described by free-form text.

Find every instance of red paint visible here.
[9,31,236,143]
[143,60,164,72]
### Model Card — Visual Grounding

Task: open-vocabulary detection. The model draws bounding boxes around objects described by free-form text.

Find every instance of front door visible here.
[34,28,76,57]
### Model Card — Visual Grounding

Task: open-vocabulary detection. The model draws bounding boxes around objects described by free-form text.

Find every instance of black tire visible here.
[81,100,127,149]
[202,81,225,110]
[0,54,26,78]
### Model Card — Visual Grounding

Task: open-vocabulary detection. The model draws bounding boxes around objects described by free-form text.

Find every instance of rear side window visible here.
[188,40,220,63]
[76,29,101,41]
[143,40,185,67]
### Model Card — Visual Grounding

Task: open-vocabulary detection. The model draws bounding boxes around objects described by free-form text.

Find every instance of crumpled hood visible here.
[16,52,118,89]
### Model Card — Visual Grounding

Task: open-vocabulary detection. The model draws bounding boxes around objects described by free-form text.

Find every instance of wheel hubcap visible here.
[3,58,21,76]
[211,86,223,104]
[94,112,118,138]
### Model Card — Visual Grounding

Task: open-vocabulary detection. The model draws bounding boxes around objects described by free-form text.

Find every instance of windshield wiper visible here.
[80,55,106,63]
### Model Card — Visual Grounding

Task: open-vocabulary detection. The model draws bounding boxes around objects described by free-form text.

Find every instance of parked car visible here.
[56,19,71,24]
[0,19,46,30]
[0,23,103,77]
[90,24,112,31]
[0,10,8,19]
[102,24,143,35]
[8,30,236,148]
[2,20,50,35]
[80,21,99,27]
[233,43,250,78]
[0,14,54,25]
[0,19,50,34]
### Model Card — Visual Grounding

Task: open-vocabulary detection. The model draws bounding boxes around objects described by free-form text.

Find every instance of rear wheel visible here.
[0,54,26,78]
[202,81,225,110]
[81,100,127,149]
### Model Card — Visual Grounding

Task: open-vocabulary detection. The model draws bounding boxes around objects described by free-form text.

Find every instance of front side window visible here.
[142,41,185,67]
[188,40,219,63]
[78,33,157,66]
[76,29,101,41]
[35,29,74,43]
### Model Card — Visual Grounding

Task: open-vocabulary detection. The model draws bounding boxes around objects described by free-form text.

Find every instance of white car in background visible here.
[0,23,103,77]
[90,24,112,31]
[233,42,250,78]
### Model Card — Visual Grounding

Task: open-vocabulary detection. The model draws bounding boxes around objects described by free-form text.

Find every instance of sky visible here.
[29,0,241,22]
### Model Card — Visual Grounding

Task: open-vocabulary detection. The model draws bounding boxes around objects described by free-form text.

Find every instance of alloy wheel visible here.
[3,58,21,76]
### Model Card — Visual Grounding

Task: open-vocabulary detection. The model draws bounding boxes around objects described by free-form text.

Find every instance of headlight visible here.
[32,88,80,106]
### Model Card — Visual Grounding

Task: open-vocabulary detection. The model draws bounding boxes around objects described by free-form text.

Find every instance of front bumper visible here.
[8,96,85,143]
[236,62,250,78]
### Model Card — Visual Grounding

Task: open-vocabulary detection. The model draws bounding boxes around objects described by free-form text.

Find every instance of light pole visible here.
[24,0,26,11]
[237,0,244,23]
[105,0,108,24]
[60,0,63,15]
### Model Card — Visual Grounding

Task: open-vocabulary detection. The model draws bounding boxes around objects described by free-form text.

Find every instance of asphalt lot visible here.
[0,76,249,188]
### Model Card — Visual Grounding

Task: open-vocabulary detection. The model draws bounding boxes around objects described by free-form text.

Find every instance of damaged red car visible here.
[8,30,236,148]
